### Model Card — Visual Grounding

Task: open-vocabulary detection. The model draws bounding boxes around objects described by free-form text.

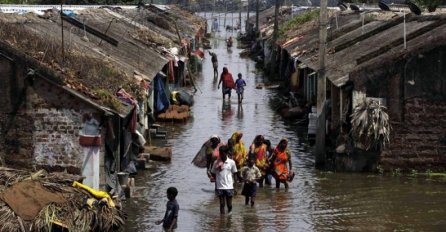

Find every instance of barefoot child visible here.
[240,158,262,207]
[156,187,179,231]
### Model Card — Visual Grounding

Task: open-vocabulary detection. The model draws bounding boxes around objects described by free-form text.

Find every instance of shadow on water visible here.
[123,12,446,232]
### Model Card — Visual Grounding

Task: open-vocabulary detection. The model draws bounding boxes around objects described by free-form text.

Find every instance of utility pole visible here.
[316,0,328,168]
[273,0,280,43]
[60,0,64,62]
[246,0,250,32]
[255,0,259,36]
[239,2,242,32]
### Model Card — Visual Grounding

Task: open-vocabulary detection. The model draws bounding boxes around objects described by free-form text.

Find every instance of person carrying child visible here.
[235,73,247,104]
[156,187,179,231]
[240,158,262,207]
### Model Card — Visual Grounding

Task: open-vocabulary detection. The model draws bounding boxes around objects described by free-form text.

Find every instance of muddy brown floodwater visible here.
[123,13,446,232]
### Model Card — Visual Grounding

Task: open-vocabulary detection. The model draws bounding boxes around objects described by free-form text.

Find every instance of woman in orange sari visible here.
[270,138,294,189]
[248,135,268,187]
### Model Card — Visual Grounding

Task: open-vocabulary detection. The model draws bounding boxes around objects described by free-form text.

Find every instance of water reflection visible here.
[221,100,234,122]
[123,12,446,232]
[237,104,244,119]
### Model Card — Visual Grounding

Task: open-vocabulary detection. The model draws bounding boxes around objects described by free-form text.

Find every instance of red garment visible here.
[168,60,175,81]
[223,74,235,88]
[273,147,290,181]
[194,49,204,59]
[129,106,138,133]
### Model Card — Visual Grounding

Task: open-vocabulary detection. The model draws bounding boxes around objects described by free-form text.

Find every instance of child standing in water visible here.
[235,73,247,104]
[156,187,179,231]
[240,158,262,207]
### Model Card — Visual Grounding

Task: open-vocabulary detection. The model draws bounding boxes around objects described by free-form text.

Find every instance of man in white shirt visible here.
[211,145,237,215]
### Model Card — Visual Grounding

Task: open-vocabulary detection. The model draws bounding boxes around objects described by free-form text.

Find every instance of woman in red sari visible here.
[270,138,294,189]
[248,135,268,187]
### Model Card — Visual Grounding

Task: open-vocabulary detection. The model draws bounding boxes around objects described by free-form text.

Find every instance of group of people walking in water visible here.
[209,51,246,103]
[192,132,295,215]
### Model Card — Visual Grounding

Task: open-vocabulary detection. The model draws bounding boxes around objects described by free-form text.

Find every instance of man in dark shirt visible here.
[156,187,179,231]
[209,51,218,78]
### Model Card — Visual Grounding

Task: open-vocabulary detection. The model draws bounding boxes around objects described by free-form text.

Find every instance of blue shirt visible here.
[162,199,179,229]
[235,79,246,90]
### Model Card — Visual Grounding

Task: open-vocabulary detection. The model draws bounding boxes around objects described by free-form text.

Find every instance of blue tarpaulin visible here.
[154,73,170,112]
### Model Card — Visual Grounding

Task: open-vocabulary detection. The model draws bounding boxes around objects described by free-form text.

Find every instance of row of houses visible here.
[0,5,206,192]
[252,6,446,172]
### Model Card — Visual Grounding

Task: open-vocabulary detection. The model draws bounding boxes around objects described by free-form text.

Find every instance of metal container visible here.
[117,172,129,186]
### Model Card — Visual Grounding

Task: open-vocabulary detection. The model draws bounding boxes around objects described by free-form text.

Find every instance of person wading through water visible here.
[235,73,247,104]
[218,67,235,100]
[209,51,218,79]
[211,145,237,215]
[248,135,268,187]
[270,138,295,189]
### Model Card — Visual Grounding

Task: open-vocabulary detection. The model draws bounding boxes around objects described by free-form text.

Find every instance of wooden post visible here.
[239,3,242,32]
[60,0,64,62]
[255,0,260,36]
[246,0,250,32]
[315,0,328,168]
[273,0,280,43]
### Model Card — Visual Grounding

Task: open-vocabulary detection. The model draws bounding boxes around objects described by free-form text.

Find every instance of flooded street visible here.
[124,14,446,232]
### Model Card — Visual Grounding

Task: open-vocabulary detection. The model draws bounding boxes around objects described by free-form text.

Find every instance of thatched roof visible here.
[0,168,125,231]
[118,4,206,46]
[0,9,171,114]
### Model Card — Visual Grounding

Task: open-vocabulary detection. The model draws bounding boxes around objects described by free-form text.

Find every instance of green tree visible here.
[415,0,442,12]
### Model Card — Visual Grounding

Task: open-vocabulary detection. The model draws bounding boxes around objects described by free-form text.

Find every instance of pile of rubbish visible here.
[0,168,126,232]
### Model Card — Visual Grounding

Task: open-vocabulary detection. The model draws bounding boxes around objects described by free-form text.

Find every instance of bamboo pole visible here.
[315,0,328,168]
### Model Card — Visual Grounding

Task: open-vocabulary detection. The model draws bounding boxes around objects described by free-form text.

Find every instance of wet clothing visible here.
[162,199,179,230]
[272,148,291,181]
[240,165,261,198]
[230,132,247,168]
[241,182,257,197]
[235,79,246,95]
[240,165,262,183]
[219,68,235,98]
[211,158,237,190]
[249,143,268,175]
[210,52,218,70]
[215,189,235,197]
[227,38,233,47]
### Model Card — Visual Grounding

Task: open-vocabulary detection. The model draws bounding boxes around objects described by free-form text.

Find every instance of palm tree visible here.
[350,99,391,151]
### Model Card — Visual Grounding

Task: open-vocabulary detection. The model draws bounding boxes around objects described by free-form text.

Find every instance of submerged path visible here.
[123,13,446,232]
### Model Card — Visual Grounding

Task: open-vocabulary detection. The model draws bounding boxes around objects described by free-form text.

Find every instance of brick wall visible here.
[32,108,84,172]
[1,64,106,175]
[380,98,446,171]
